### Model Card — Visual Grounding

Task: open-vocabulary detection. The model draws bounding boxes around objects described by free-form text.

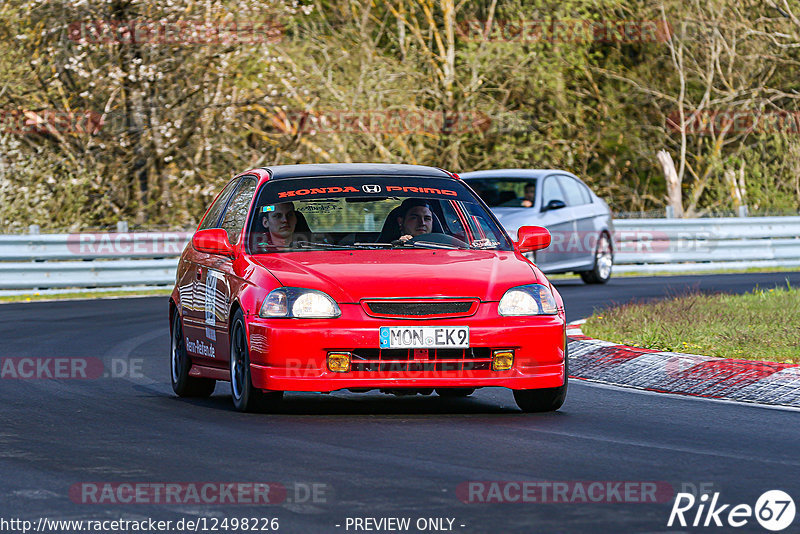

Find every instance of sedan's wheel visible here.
[580,233,613,284]
[512,347,568,412]
[435,388,476,398]
[230,309,283,413]
[170,312,216,397]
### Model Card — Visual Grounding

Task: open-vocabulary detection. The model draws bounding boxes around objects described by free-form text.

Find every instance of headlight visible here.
[259,288,341,319]
[498,284,558,316]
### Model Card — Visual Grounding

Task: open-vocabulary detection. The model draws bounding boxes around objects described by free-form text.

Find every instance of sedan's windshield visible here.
[245,175,512,253]
[465,178,537,207]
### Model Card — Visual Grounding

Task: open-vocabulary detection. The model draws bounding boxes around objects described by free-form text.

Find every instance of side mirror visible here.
[542,199,566,212]
[516,226,551,253]
[192,228,234,257]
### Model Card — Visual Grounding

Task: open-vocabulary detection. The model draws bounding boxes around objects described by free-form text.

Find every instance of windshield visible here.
[245,175,513,253]
[464,178,537,207]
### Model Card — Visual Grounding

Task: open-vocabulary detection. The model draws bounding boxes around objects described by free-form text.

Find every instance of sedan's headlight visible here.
[498,284,558,316]
[259,288,341,318]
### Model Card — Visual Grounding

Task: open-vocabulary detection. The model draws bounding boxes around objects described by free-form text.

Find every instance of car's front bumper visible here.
[246,303,566,392]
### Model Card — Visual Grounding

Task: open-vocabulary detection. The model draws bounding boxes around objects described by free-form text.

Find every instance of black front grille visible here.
[350,348,492,372]
[366,301,474,316]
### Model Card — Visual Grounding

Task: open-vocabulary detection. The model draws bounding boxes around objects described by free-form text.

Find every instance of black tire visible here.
[435,388,476,398]
[512,347,568,413]
[580,232,613,284]
[229,309,283,413]
[170,312,216,397]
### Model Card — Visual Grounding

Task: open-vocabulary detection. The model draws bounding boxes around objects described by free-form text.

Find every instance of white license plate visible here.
[379,326,469,349]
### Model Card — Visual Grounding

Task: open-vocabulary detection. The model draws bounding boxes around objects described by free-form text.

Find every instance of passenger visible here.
[396,199,434,243]
[262,202,297,247]
[521,183,536,208]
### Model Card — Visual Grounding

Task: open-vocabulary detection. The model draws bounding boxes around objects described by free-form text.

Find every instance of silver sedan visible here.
[461,169,614,284]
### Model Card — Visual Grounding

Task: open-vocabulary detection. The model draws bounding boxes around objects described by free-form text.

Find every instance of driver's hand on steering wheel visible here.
[398,234,413,242]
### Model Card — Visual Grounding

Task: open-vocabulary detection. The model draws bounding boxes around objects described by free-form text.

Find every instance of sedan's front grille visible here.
[363,300,477,318]
[350,348,492,372]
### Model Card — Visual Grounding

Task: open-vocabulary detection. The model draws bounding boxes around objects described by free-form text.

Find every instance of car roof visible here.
[260,163,453,179]
[460,169,576,180]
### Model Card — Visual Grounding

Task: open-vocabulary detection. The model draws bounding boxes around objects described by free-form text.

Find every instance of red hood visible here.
[251,250,543,303]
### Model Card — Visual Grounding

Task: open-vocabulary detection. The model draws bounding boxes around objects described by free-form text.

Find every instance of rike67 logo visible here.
[668,490,795,531]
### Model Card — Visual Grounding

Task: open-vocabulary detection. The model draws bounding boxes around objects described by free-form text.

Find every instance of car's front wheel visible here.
[230,309,283,413]
[170,312,216,397]
[579,232,613,284]
[512,348,568,412]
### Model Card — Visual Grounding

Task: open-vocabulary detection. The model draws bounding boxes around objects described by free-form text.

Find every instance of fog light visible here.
[327,352,351,373]
[492,350,514,371]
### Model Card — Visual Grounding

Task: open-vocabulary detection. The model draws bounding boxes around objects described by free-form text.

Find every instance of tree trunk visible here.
[724,168,743,209]
[657,149,684,218]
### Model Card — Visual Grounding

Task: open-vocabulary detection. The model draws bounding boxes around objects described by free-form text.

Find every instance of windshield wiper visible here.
[295,241,389,250]
[398,240,463,250]
[258,240,464,251]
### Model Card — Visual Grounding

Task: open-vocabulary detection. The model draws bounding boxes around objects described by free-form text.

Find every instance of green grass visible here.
[581,283,800,363]
[0,288,172,303]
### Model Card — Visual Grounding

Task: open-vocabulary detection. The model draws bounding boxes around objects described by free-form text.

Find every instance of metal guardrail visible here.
[0,232,191,290]
[0,232,191,261]
[0,217,798,289]
[613,217,800,273]
[0,259,181,289]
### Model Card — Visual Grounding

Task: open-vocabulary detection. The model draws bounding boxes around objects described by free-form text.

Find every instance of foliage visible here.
[0,0,798,230]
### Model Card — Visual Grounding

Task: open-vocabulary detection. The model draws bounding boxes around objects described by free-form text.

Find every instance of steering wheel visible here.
[408,233,470,249]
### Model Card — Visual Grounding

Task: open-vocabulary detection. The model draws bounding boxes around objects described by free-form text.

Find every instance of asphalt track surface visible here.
[1,272,799,534]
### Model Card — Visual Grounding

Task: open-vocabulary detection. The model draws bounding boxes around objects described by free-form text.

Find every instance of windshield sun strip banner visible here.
[257,176,475,203]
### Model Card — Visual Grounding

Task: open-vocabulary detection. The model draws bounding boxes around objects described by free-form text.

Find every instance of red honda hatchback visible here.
[169,164,567,412]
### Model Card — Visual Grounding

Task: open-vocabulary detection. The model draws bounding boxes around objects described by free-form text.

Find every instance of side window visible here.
[463,202,506,244]
[578,181,593,204]
[198,178,240,230]
[541,177,564,206]
[557,176,588,206]
[220,177,257,245]
[439,200,463,236]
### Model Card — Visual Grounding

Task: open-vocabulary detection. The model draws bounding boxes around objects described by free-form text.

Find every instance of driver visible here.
[262,202,297,247]
[521,183,536,208]
[396,199,434,243]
